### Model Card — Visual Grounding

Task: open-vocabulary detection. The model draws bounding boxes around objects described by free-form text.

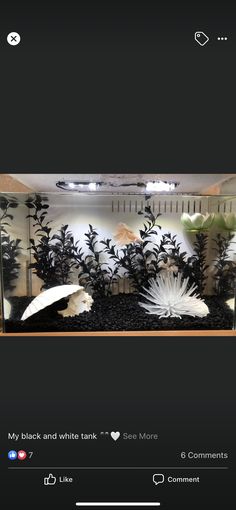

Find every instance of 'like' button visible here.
[44,474,57,486]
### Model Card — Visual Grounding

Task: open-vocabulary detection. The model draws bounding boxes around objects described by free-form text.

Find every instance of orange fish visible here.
[114,223,142,245]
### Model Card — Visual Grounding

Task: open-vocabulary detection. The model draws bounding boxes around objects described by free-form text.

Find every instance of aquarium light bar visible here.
[56,180,179,193]
[146,181,178,192]
[56,181,99,191]
[88,182,97,191]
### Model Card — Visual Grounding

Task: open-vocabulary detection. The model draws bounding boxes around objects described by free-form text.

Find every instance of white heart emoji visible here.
[19,453,24,457]
[111,431,120,441]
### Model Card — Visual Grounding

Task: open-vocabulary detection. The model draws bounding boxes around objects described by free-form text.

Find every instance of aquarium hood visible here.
[7,173,236,195]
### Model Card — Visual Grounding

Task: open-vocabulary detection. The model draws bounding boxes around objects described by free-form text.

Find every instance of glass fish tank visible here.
[0,183,236,334]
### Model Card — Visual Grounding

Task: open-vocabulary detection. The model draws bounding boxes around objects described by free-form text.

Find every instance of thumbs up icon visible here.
[44,473,57,485]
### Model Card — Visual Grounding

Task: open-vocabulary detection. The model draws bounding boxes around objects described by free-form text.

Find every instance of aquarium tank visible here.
[0,188,236,333]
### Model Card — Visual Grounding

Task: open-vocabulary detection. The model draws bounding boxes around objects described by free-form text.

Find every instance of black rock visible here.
[4,294,234,333]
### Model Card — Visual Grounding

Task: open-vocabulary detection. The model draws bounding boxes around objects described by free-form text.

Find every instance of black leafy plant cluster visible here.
[184,233,209,296]
[27,200,169,295]
[26,195,78,289]
[0,196,22,293]
[3,193,235,303]
[212,232,236,298]
[102,206,162,291]
[26,197,236,299]
[102,206,211,296]
[26,195,119,296]
[75,224,120,298]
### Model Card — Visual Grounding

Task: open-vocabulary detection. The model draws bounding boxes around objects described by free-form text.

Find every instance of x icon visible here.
[7,32,21,46]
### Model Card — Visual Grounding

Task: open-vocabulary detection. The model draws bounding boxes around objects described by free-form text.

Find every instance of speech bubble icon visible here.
[153,473,165,485]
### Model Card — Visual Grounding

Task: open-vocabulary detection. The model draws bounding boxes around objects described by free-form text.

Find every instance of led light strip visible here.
[56,180,179,193]
[75,504,161,507]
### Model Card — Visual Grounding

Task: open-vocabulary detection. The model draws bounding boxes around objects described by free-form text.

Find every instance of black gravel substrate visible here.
[4,294,234,332]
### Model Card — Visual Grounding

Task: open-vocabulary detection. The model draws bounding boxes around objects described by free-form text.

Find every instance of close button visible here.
[7,32,21,46]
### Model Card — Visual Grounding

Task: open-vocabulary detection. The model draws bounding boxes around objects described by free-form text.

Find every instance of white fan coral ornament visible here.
[139,273,209,319]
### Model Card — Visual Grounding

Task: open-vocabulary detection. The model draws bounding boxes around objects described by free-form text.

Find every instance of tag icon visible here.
[194,31,209,46]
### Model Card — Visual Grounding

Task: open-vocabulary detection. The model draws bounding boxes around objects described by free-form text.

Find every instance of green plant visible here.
[26,194,78,289]
[0,196,22,292]
[212,232,236,297]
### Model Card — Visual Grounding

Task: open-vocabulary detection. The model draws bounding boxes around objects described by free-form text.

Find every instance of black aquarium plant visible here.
[212,232,236,297]
[137,211,192,288]
[155,232,188,274]
[102,205,163,292]
[26,194,54,288]
[26,194,78,289]
[50,225,79,285]
[101,236,144,292]
[102,205,208,294]
[0,195,22,292]
[137,205,162,284]
[184,232,209,296]
[76,224,119,298]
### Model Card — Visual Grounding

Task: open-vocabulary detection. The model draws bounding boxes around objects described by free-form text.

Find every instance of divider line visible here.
[75,504,161,507]
[8,466,228,470]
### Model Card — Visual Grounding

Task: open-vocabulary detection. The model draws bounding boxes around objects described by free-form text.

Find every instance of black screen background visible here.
[0,2,236,509]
